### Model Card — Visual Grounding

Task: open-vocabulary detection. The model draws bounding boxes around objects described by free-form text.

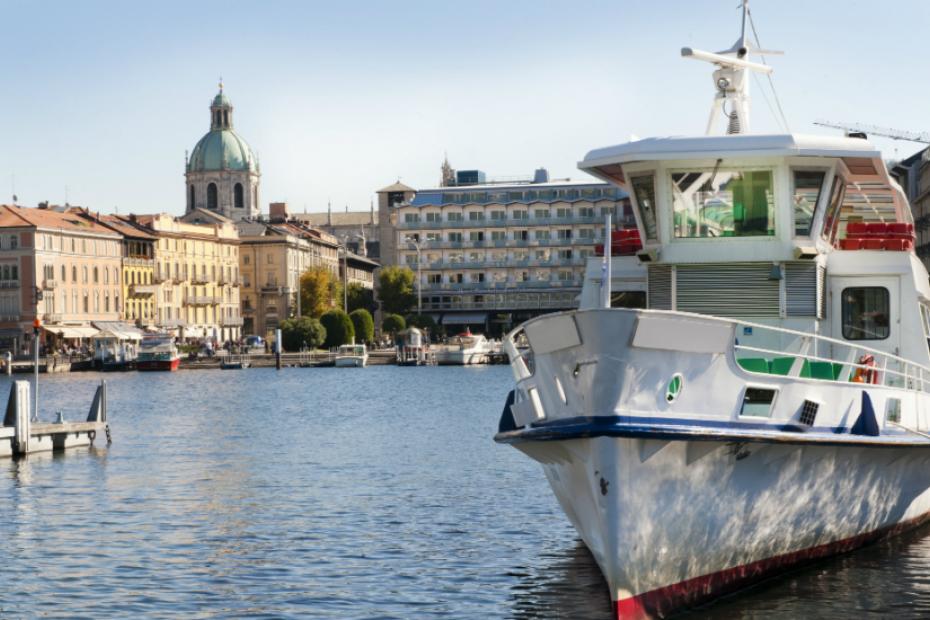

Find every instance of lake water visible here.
[0,366,928,619]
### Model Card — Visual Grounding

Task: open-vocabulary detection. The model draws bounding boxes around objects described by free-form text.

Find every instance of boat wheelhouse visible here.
[494,3,930,618]
[334,344,368,368]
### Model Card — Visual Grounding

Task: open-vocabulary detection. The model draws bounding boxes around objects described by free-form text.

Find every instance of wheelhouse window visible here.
[792,170,826,236]
[842,287,889,340]
[671,168,774,238]
[820,176,846,244]
[630,175,658,241]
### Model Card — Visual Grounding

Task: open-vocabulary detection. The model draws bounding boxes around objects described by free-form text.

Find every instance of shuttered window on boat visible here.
[785,263,817,317]
[817,265,827,320]
[630,174,658,241]
[676,263,779,318]
[792,169,827,237]
[842,287,890,340]
[647,265,673,310]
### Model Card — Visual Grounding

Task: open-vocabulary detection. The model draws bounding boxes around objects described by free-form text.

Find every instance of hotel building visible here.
[379,168,632,330]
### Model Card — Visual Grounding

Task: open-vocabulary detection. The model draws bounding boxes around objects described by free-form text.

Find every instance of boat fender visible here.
[88,430,96,444]
[850,391,880,437]
[498,390,518,433]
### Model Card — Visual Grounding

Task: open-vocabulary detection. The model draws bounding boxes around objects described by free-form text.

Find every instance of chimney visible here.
[269,202,289,222]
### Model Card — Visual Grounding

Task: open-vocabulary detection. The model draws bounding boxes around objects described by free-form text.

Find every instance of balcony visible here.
[261,284,282,294]
[184,295,221,306]
[0,313,20,322]
[131,284,158,296]
[125,257,153,267]
[220,316,244,327]
[0,280,19,289]
[154,271,170,283]
[395,214,605,229]
[43,279,58,290]
[191,273,211,284]
[162,319,188,328]
[44,313,62,323]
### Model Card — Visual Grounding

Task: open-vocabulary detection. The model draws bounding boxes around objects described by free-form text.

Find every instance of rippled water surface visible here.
[0,367,929,618]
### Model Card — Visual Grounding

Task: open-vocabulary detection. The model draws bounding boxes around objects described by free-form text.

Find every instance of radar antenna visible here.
[681,0,782,135]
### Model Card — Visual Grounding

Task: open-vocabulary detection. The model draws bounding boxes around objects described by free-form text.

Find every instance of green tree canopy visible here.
[377,266,416,315]
[405,314,437,333]
[349,309,374,344]
[279,316,327,352]
[346,282,377,314]
[299,266,343,319]
[382,313,406,335]
[320,310,355,348]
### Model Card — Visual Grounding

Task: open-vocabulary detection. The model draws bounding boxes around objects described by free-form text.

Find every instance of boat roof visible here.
[580,133,881,168]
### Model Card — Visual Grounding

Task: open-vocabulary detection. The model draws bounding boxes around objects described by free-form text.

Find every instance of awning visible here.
[44,325,100,339]
[92,322,144,341]
[441,313,488,326]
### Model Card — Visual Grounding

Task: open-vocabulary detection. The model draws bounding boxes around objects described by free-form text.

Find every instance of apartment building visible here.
[0,205,123,351]
[134,212,242,342]
[237,218,341,337]
[380,168,632,331]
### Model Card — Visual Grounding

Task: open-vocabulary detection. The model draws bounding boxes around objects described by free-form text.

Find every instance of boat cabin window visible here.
[671,168,774,238]
[820,176,846,244]
[842,287,889,340]
[630,175,658,241]
[792,170,826,236]
[610,291,647,308]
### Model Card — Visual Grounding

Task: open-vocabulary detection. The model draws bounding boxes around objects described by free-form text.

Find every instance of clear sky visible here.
[2,0,928,216]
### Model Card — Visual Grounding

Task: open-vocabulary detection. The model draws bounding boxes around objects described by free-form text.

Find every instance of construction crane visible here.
[814,120,930,144]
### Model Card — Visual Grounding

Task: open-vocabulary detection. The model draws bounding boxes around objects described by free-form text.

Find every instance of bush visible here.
[349,309,374,344]
[280,316,326,352]
[320,310,355,348]
[382,313,406,335]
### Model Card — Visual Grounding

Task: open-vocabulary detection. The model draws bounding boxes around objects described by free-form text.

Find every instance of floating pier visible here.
[0,380,110,457]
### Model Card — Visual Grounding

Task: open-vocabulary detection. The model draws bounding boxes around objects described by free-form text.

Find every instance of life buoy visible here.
[851,354,877,384]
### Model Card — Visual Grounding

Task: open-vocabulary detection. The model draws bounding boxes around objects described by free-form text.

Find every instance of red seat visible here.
[883,239,906,251]
[839,238,861,250]
[846,222,869,237]
[862,238,884,250]
[866,222,889,236]
[888,222,909,235]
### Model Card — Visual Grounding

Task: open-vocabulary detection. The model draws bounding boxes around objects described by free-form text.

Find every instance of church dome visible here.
[187,87,259,173]
[188,129,258,172]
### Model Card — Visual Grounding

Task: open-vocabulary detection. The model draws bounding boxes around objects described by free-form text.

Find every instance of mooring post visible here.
[12,381,30,455]
[4,351,10,376]
[275,328,282,370]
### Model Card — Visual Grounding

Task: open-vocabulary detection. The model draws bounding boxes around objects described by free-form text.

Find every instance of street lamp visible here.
[405,236,423,317]
[338,240,348,313]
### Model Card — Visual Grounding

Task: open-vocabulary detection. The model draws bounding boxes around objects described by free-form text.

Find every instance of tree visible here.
[320,310,355,348]
[377,266,416,315]
[406,314,437,333]
[349,309,374,344]
[382,313,406,336]
[279,316,326,351]
[346,282,377,314]
[299,266,343,319]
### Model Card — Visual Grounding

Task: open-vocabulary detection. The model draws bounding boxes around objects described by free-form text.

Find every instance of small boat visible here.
[220,353,251,370]
[435,330,491,365]
[136,336,181,372]
[334,344,368,368]
[495,4,930,617]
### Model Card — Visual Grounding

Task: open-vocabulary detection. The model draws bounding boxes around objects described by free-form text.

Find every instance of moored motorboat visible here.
[495,4,930,617]
[334,344,368,367]
[220,353,251,369]
[435,330,491,365]
[136,335,181,372]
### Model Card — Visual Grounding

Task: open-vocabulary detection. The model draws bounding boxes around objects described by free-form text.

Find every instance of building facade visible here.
[890,149,930,268]
[0,205,123,351]
[185,85,261,221]
[290,202,381,259]
[237,217,344,337]
[380,171,631,331]
[135,213,242,342]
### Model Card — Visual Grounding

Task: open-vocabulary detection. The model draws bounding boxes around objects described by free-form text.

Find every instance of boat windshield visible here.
[671,168,775,238]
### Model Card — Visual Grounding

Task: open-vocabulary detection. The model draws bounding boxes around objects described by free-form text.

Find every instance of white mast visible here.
[681,0,781,135]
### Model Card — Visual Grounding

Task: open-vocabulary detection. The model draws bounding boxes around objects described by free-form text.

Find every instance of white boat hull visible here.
[435,350,488,365]
[334,355,367,368]
[516,435,930,617]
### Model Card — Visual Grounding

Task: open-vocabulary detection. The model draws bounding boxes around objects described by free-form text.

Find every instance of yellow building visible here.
[134,213,241,342]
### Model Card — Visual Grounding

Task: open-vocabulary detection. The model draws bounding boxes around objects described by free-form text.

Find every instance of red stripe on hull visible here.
[614,510,930,619]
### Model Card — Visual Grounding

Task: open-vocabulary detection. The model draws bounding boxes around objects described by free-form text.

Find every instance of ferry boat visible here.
[494,4,930,618]
[136,336,181,372]
[435,330,491,365]
[334,343,368,367]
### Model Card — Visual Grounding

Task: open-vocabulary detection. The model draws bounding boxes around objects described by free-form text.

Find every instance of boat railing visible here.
[503,308,930,393]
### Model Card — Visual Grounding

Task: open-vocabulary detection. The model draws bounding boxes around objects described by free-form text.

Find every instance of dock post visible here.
[6,381,31,455]
[32,320,40,422]
[275,328,282,370]
[4,351,9,376]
